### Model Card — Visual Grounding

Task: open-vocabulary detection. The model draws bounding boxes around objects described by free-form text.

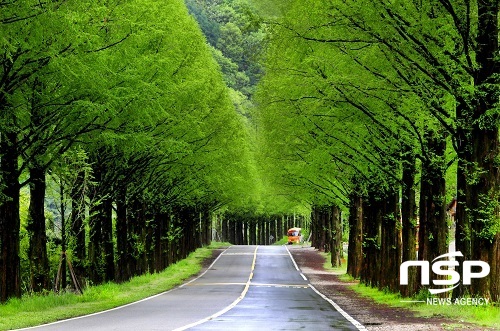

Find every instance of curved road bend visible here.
[18,245,364,331]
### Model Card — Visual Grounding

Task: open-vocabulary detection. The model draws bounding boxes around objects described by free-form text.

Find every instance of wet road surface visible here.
[19,245,364,331]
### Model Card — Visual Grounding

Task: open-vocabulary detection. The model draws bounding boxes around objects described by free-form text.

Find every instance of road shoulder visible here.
[288,245,495,331]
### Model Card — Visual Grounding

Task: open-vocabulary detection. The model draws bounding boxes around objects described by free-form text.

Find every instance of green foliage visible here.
[252,0,463,213]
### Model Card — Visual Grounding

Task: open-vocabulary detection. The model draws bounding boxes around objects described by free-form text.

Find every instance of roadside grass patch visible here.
[350,280,499,329]
[321,252,347,275]
[0,243,229,331]
[322,252,499,329]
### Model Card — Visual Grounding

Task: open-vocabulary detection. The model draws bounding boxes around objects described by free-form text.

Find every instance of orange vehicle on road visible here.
[287,227,302,245]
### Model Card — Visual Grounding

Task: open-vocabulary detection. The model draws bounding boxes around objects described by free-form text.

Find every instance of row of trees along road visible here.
[0,0,257,303]
[254,0,499,302]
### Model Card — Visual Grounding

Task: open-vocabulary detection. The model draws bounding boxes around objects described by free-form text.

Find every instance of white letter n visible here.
[400,261,429,285]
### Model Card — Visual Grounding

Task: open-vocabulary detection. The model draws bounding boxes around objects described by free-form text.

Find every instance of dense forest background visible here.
[0,0,498,304]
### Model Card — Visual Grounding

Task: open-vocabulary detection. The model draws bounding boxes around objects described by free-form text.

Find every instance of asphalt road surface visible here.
[20,245,364,331]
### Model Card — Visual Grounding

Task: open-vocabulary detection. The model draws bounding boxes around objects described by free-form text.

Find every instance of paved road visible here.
[20,246,364,331]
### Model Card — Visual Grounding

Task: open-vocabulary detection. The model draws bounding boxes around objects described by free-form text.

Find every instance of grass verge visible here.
[0,242,230,331]
[321,252,500,330]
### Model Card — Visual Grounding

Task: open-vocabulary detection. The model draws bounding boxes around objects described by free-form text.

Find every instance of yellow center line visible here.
[174,246,259,331]
[240,246,258,298]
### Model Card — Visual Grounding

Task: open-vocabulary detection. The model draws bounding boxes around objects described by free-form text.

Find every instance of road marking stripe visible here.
[309,284,367,331]
[185,282,308,288]
[173,246,259,331]
[284,245,308,281]
[285,245,301,272]
[179,248,229,288]
[285,246,367,331]
[251,283,308,288]
[185,282,248,286]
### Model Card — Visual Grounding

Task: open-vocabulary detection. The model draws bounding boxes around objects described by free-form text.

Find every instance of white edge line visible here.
[179,245,230,288]
[285,246,366,331]
[172,246,259,331]
[15,246,231,331]
[309,284,367,331]
[284,245,308,281]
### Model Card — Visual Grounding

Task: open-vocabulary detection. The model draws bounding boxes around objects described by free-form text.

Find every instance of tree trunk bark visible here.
[249,219,256,245]
[222,216,228,242]
[202,208,211,246]
[88,158,108,284]
[277,216,283,243]
[330,205,342,267]
[101,196,114,282]
[115,185,129,282]
[229,215,236,244]
[379,188,400,292]
[70,171,86,287]
[0,131,21,302]
[27,165,50,292]
[451,0,500,302]
[401,149,418,297]
[361,191,382,287]
[468,1,500,301]
[418,131,448,293]
[347,193,363,279]
[60,180,67,290]
[152,211,166,273]
[466,126,499,300]
[310,207,318,248]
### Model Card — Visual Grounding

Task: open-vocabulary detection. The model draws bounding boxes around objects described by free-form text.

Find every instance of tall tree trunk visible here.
[243,218,248,245]
[270,217,276,245]
[236,217,244,245]
[259,216,265,245]
[0,132,21,302]
[115,185,131,282]
[88,201,103,284]
[202,208,211,246]
[401,149,418,297]
[330,205,342,267]
[310,207,318,248]
[361,193,382,287]
[379,188,400,292]
[27,165,50,292]
[70,171,86,287]
[418,131,448,293]
[466,0,500,301]
[347,193,363,279]
[229,215,236,244]
[249,219,256,245]
[88,161,104,284]
[60,180,67,290]
[222,216,228,242]
[277,215,283,243]
[101,196,114,282]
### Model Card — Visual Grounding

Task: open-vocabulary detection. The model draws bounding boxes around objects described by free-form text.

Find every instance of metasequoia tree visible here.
[0,0,123,300]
